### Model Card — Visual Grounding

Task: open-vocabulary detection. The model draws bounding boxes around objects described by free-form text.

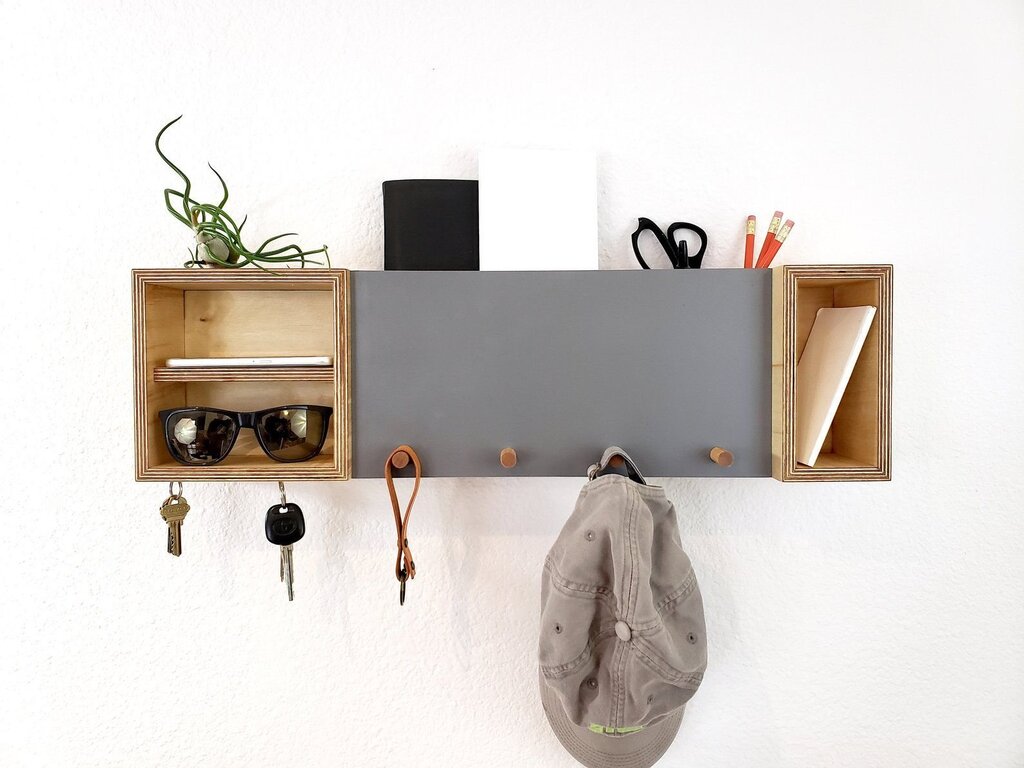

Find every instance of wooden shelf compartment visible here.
[132,269,351,482]
[771,264,892,482]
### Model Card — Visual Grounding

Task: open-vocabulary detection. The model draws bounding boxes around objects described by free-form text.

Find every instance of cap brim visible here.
[539,672,683,768]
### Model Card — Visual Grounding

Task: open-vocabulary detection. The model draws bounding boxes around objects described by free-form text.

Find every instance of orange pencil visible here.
[759,219,794,268]
[757,210,783,265]
[744,215,756,268]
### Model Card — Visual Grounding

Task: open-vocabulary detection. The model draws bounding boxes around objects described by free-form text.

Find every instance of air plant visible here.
[156,116,329,269]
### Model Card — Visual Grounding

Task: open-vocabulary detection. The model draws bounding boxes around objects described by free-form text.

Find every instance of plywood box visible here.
[772,265,892,481]
[132,269,351,481]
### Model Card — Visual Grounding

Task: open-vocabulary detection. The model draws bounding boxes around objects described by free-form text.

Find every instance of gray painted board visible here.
[351,270,771,478]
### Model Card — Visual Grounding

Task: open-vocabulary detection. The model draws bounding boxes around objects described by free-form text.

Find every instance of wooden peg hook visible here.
[390,450,410,469]
[709,447,734,467]
[499,447,518,468]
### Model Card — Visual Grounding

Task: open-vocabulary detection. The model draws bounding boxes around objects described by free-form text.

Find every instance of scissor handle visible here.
[666,222,708,268]
[631,217,681,269]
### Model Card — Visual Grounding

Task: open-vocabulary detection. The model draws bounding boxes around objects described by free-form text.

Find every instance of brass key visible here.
[159,482,191,557]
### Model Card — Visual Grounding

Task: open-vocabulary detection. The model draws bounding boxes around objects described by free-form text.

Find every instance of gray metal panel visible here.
[351,270,771,478]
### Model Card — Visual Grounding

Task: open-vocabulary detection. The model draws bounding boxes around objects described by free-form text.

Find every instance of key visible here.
[159,491,190,557]
[265,502,305,601]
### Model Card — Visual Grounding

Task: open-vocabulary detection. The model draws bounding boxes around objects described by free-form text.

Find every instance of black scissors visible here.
[631,217,708,269]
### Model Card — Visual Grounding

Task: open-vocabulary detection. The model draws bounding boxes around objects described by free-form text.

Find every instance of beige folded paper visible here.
[795,306,877,466]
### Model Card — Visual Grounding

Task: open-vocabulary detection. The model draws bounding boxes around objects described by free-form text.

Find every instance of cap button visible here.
[614,620,631,642]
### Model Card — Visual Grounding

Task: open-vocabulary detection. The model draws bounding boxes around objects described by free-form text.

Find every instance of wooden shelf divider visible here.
[153,366,334,383]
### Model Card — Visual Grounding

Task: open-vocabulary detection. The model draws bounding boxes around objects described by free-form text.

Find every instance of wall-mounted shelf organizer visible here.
[133,270,351,481]
[132,265,891,482]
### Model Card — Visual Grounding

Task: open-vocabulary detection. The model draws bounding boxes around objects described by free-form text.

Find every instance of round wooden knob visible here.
[391,450,410,469]
[499,447,518,468]
[709,447,734,467]
[608,455,625,469]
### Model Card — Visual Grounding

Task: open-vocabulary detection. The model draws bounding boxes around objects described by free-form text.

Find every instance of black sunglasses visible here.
[159,405,333,465]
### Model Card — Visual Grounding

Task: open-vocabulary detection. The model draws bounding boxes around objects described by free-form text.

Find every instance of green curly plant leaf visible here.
[155,116,329,270]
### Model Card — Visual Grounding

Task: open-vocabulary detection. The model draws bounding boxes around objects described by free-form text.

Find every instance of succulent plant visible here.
[156,116,329,269]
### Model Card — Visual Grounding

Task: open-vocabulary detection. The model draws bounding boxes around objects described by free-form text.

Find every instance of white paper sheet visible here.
[478,147,597,271]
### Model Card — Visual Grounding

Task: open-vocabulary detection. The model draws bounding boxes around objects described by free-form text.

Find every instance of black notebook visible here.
[383,179,479,270]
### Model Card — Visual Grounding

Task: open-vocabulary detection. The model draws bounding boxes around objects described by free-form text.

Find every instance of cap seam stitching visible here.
[614,635,626,730]
[541,628,617,678]
[545,559,619,612]
[614,487,638,730]
[655,569,698,616]
[631,635,705,687]
[627,485,640,624]
[619,486,640,731]
[614,484,624,730]
[545,557,614,595]
[617,483,629,620]
[621,618,662,633]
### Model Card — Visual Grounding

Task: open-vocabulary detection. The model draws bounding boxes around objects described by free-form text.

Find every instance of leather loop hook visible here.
[385,445,422,604]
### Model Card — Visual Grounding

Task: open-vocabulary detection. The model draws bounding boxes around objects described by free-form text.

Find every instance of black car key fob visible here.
[265,502,306,546]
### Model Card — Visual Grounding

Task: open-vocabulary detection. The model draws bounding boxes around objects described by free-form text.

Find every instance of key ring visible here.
[163,481,184,507]
[278,481,287,507]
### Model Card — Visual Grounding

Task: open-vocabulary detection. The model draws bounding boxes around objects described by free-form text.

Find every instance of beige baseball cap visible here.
[539,447,707,768]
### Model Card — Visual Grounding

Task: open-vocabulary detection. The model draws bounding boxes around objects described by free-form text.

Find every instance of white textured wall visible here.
[2,1,1023,766]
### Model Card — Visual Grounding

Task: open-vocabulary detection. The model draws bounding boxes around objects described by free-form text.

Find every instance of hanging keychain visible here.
[158,481,190,557]
[265,481,305,601]
[385,446,422,606]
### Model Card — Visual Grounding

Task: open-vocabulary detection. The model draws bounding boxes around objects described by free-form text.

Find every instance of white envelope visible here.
[479,147,597,271]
